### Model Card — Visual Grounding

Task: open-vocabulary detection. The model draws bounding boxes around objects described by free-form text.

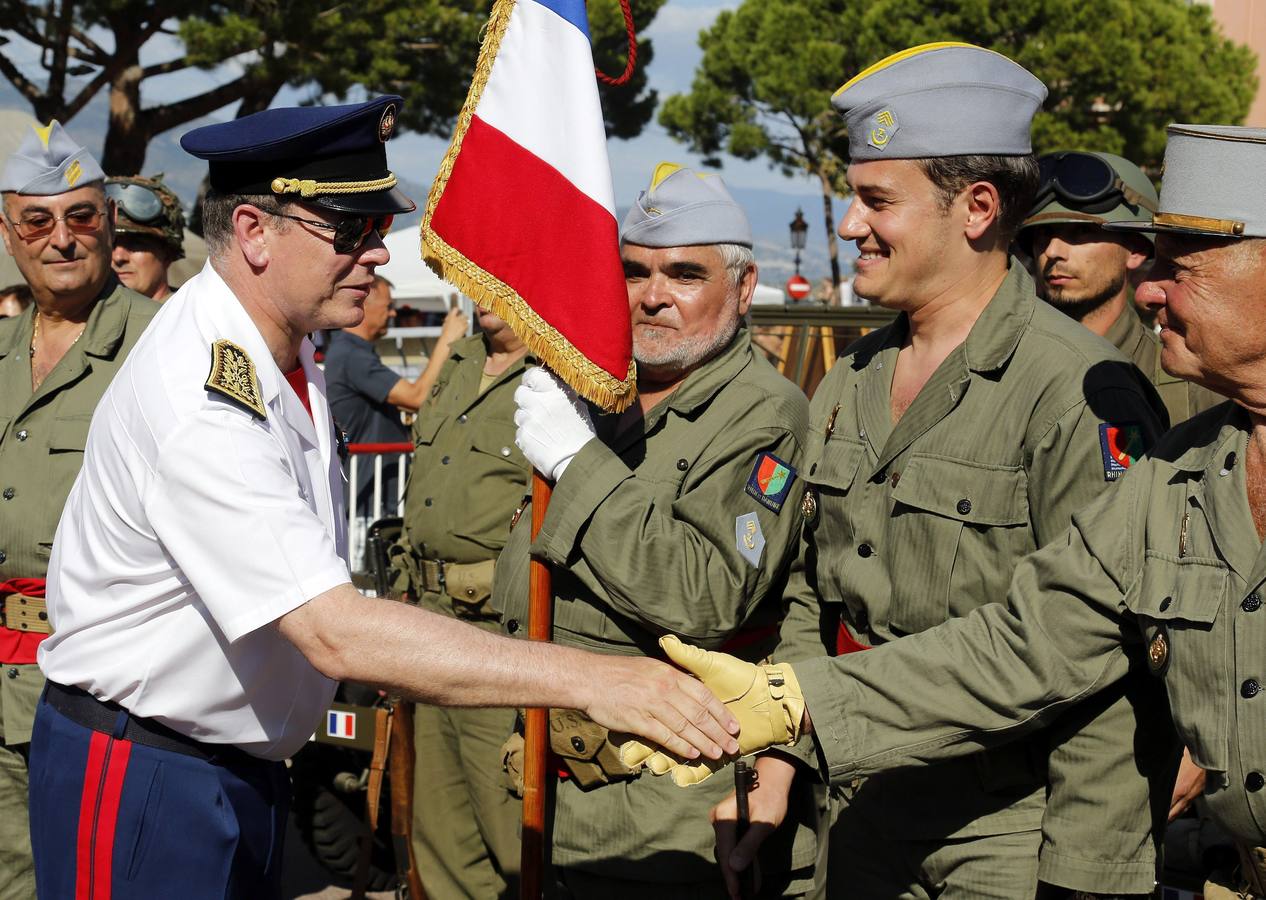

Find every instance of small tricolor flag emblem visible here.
[327,710,356,740]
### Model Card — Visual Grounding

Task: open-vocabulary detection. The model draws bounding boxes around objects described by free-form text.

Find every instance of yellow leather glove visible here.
[619,635,805,786]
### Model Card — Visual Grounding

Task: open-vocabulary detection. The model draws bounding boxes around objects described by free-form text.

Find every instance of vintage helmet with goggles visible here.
[1020,151,1158,241]
[105,175,186,259]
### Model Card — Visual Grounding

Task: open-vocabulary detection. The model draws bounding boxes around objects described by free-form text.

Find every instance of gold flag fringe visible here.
[419,0,637,414]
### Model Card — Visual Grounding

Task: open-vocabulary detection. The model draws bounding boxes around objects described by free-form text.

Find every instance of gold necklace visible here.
[30,312,87,390]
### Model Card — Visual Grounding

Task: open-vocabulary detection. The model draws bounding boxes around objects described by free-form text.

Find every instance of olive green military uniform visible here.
[493,330,818,898]
[400,334,532,900]
[0,281,156,900]
[794,399,1266,852]
[776,264,1173,899]
[1106,303,1224,426]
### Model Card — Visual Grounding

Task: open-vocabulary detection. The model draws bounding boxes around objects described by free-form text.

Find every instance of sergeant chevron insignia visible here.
[205,339,266,420]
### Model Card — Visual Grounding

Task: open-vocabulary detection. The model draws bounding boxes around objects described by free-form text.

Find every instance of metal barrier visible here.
[346,442,413,572]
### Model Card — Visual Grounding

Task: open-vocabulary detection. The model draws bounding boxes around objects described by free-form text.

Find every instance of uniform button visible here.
[1244,593,1263,613]
[500,447,511,457]
[889,472,900,487]
[858,429,867,441]
[424,498,432,507]
[571,736,586,754]
[857,543,872,558]
[16,430,27,441]
[1,488,12,500]
[458,414,468,423]
[871,472,885,485]
[956,499,972,515]
[0,550,6,564]
[441,456,450,465]
[677,458,688,471]
[1247,772,1265,792]
[465,587,476,598]
[1242,679,1261,699]
[5,667,16,679]
[506,619,520,634]
[1160,596,1173,612]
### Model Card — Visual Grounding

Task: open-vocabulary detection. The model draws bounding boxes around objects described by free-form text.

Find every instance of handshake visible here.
[619,635,808,786]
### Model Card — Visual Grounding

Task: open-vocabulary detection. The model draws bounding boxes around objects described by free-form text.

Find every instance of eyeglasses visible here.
[106,182,165,224]
[4,207,107,241]
[1034,152,1157,215]
[269,210,393,254]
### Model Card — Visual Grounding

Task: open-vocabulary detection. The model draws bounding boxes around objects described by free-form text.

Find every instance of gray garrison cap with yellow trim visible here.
[1104,124,1266,239]
[833,42,1047,162]
[0,120,105,195]
[620,162,752,248]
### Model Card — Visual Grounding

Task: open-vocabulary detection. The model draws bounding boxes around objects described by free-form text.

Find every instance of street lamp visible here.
[789,208,808,276]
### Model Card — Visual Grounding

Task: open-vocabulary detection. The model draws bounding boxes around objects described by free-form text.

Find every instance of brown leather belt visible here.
[0,594,52,635]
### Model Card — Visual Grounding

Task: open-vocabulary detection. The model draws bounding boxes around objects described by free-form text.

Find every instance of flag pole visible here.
[521,468,554,899]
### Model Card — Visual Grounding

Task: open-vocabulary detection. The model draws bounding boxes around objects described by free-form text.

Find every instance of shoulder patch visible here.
[1099,422,1144,481]
[206,339,266,420]
[744,451,797,513]
[735,512,765,568]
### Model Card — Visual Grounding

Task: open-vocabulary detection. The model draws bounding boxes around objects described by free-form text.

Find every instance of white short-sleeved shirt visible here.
[40,262,350,760]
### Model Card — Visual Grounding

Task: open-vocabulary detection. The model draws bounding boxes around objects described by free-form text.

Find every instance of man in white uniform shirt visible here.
[28,96,739,900]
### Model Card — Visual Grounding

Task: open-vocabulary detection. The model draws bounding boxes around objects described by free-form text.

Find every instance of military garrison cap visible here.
[832,42,1047,162]
[1104,125,1266,239]
[0,120,105,195]
[180,95,415,216]
[621,163,752,248]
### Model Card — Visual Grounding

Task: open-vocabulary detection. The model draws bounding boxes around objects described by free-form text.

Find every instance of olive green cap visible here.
[106,174,186,259]
[1019,152,1158,241]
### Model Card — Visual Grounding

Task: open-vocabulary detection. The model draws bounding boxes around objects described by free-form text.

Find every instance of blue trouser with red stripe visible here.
[28,689,290,899]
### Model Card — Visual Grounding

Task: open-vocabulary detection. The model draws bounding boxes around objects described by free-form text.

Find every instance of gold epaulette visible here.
[205,339,266,420]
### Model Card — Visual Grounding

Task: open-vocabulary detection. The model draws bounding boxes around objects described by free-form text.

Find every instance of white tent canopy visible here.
[378,228,461,309]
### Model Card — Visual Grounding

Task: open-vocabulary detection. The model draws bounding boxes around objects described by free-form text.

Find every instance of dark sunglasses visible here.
[1033,152,1157,215]
[5,207,107,241]
[106,182,165,224]
[271,210,393,254]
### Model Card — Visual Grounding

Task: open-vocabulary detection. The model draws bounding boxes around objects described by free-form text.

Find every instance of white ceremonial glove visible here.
[513,367,596,480]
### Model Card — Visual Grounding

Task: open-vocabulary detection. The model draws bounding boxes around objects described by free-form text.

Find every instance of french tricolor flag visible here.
[327,710,356,740]
[422,0,636,413]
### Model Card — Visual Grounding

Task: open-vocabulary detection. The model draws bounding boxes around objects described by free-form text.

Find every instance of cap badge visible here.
[868,109,899,152]
[378,104,397,143]
[64,160,82,187]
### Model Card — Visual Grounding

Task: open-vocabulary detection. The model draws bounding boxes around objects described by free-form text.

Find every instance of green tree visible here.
[660,0,1256,290]
[0,0,664,174]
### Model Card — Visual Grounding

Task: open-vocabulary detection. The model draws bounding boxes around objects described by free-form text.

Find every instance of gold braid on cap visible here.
[270,173,397,198]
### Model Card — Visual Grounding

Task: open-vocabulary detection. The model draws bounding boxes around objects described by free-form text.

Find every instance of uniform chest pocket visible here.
[887,454,1030,634]
[412,415,445,447]
[1128,552,1230,772]
[49,415,92,453]
[804,436,865,491]
[471,426,527,471]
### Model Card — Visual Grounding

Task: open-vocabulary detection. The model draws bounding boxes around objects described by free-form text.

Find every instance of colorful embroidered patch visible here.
[735,512,765,568]
[744,452,797,513]
[1099,422,1145,481]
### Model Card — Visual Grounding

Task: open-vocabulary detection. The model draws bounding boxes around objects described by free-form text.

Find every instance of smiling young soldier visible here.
[498,164,816,898]
[683,43,1171,900]
[647,121,1266,900]
[0,122,157,899]
[25,100,738,900]
[1021,151,1223,425]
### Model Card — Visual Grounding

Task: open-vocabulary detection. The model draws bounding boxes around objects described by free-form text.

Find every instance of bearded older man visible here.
[499,163,817,899]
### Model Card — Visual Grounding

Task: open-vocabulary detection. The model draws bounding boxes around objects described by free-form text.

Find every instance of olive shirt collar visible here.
[1103,302,1153,373]
[0,275,131,414]
[856,261,1035,470]
[602,325,754,452]
[445,333,535,408]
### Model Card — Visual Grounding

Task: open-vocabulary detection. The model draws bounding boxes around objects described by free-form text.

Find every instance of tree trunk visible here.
[817,170,841,299]
[102,63,147,175]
